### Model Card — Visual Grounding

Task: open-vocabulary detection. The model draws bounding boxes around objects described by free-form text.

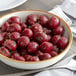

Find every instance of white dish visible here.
[0,0,27,11]
[0,10,72,69]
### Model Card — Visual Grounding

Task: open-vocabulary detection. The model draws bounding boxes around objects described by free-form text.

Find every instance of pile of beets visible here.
[0,14,68,61]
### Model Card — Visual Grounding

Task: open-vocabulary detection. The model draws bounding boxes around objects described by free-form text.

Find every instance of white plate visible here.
[0,0,27,11]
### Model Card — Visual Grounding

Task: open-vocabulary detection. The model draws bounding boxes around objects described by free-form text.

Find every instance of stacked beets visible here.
[0,14,69,62]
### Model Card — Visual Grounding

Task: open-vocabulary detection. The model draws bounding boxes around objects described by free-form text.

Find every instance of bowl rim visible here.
[0,10,72,64]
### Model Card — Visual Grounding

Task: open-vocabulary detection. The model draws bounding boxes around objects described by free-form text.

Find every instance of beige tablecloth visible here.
[0,0,76,75]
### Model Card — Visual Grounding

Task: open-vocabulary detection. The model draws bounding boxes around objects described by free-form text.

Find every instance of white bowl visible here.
[0,10,72,69]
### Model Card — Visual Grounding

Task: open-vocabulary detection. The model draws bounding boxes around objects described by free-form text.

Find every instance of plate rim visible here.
[0,0,27,11]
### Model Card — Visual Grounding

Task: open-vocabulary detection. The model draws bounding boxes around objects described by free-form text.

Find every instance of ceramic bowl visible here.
[0,10,72,69]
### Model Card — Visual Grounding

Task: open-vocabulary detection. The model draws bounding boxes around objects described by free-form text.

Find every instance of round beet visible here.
[51,35,61,45]
[24,55,32,61]
[8,16,21,24]
[34,32,49,43]
[39,53,51,60]
[47,16,60,29]
[0,47,10,57]
[26,14,37,25]
[53,26,64,35]
[1,22,10,32]
[40,41,53,53]
[18,36,30,48]
[20,23,27,30]
[4,40,17,51]
[0,34,4,45]
[43,27,51,35]
[10,32,20,41]
[35,51,43,56]
[11,52,20,58]
[57,37,68,49]
[31,23,43,33]
[49,51,58,57]
[31,56,40,61]
[7,23,21,32]
[22,28,33,38]
[27,42,39,53]
[38,15,49,26]
[14,56,25,61]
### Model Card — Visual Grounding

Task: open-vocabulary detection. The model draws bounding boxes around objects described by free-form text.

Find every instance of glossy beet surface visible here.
[40,41,53,53]
[26,14,37,25]
[10,32,20,41]
[18,36,30,48]
[47,16,60,29]
[31,23,43,33]
[35,51,43,56]
[20,23,27,30]
[39,53,51,60]
[51,35,61,45]
[0,14,69,62]
[4,40,17,51]
[57,37,68,49]
[53,26,64,35]
[27,42,39,53]
[22,28,33,38]
[38,15,49,26]
[34,32,49,43]
[0,47,10,57]
[8,16,21,24]
[7,23,21,32]
[1,22,10,32]
[31,56,40,61]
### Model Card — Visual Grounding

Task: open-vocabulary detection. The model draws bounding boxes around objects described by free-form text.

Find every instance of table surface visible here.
[0,0,76,76]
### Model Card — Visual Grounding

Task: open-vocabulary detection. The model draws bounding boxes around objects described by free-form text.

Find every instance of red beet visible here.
[43,27,51,35]
[0,47,10,57]
[40,41,53,53]
[22,28,33,38]
[31,56,40,61]
[47,16,60,29]
[11,52,20,58]
[39,53,51,60]
[49,51,58,57]
[57,37,68,49]
[26,14,37,25]
[31,23,43,33]
[24,55,32,61]
[38,15,49,26]
[20,23,27,30]
[14,56,25,61]
[35,51,43,56]
[8,16,21,24]
[10,32,20,41]
[34,32,49,43]
[0,34,4,45]
[1,22,10,32]
[27,42,39,53]
[7,23,21,32]
[51,35,61,45]
[52,26,64,35]
[4,40,17,51]
[18,36,30,48]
